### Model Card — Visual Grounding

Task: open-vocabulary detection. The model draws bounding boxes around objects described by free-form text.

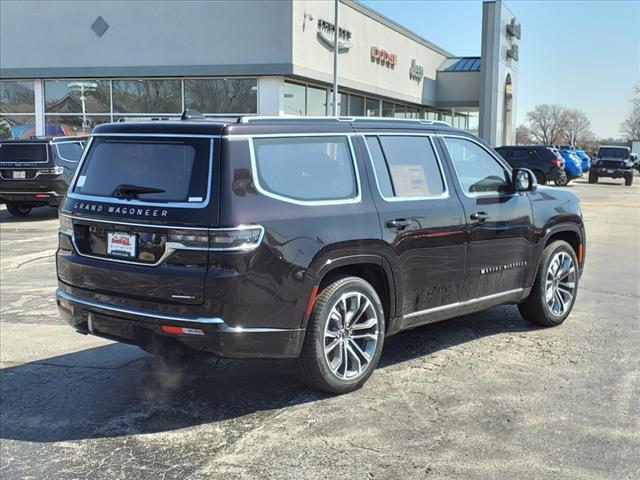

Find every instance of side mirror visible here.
[513,168,537,192]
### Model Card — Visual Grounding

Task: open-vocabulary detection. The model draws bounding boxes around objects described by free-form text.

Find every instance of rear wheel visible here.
[588,171,598,184]
[625,173,633,186]
[554,173,569,186]
[518,240,579,327]
[294,276,385,394]
[5,202,31,216]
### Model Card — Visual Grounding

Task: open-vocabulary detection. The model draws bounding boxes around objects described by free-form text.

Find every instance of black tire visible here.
[625,173,633,186]
[518,240,579,327]
[5,202,31,216]
[554,174,569,186]
[533,170,546,185]
[588,171,598,184]
[294,276,385,394]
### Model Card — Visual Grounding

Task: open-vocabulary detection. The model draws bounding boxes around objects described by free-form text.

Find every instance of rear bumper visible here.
[548,167,566,181]
[56,288,305,359]
[0,190,63,206]
[565,168,583,180]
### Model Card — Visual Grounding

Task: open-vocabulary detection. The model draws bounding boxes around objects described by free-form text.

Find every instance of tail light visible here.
[59,215,74,236]
[551,159,561,167]
[38,166,63,175]
[167,226,264,252]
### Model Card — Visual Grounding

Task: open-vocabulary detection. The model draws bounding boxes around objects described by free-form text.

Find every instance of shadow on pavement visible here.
[0,206,58,223]
[0,305,537,443]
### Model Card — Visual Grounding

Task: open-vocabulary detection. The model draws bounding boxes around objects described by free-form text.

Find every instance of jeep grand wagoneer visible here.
[56,114,585,394]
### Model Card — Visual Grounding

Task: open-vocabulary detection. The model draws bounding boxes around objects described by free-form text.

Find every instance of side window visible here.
[368,135,445,198]
[56,142,84,162]
[253,136,357,203]
[443,137,510,195]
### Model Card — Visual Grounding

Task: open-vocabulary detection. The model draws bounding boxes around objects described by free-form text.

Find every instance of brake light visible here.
[58,215,73,236]
[37,166,63,175]
[209,226,264,251]
[551,159,561,167]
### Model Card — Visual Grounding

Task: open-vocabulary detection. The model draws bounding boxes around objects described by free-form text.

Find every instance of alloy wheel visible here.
[323,291,379,380]
[545,251,576,316]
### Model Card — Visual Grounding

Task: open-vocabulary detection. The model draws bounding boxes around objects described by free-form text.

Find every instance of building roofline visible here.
[342,0,455,58]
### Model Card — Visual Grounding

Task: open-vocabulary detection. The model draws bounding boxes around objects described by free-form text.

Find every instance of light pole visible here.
[68,81,97,131]
[332,0,338,116]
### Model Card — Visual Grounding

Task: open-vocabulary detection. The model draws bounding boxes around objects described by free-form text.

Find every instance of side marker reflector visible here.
[578,243,583,265]
[306,285,319,316]
[161,325,204,336]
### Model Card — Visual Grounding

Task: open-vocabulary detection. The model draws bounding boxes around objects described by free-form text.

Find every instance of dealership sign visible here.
[317,19,352,52]
[409,59,424,82]
[371,47,397,68]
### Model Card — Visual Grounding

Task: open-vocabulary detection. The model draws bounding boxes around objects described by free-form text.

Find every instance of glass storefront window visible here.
[184,78,257,114]
[366,98,380,117]
[349,95,364,116]
[394,104,407,118]
[329,92,349,116]
[382,101,394,117]
[113,79,181,113]
[0,115,36,139]
[44,115,111,136]
[45,80,110,114]
[0,81,35,114]
[406,106,418,119]
[306,85,327,116]
[284,82,305,116]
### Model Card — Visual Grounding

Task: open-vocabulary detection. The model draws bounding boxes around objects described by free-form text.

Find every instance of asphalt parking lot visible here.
[1,178,639,480]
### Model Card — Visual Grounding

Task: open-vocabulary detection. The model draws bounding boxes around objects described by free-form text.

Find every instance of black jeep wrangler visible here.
[0,137,86,216]
[589,145,634,186]
[56,115,586,394]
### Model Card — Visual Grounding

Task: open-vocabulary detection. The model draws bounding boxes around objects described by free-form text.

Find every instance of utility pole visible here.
[332,0,338,116]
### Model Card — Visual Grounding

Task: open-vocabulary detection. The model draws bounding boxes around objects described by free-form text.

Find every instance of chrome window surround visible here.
[53,140,85,163]
[360,132,450,202]
[59,213,265,267]
[401,288,525,320]
[0,190,59,196]
[66,134,215,209]
[246,133,362,206]
[441,134,514,199]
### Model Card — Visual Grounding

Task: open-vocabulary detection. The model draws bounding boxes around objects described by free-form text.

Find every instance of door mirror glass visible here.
[513,168,537,192]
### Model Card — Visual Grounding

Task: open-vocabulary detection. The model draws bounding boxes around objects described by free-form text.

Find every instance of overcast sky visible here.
[362,0,640,139]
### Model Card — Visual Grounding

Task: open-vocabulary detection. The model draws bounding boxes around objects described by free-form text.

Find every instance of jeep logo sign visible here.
[409,59,424,82]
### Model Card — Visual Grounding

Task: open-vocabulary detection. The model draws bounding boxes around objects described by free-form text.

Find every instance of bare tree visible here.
[526,104,565,145]
[560,108,592,146]
[515,124,532,144]
[620,85,640,141]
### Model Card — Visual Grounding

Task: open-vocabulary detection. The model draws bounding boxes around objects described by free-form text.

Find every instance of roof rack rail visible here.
[181,108,206,120]
[237,116,454,127]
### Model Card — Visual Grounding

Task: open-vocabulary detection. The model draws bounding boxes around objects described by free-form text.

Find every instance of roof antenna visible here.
[181,109,205,120]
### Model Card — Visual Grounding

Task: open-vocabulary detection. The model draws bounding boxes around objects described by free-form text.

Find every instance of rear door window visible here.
[252,136,358,203]
[0,143,48,163]
[368,135,446,198]
[73,137,212,204]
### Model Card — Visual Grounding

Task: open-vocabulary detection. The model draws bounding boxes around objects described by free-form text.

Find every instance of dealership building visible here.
[0,0,520,146]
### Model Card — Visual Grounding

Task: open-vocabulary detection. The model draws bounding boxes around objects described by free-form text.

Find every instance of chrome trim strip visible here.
[67,136,214,209]
[59,212,207,230]
[402,288,525,320]
[90,133,221,138]
[360,133,450,202]
[247,134,362,206]
[54,142,84,163]
[56,289,224,324]
[0,190,60,196]
[227,132,357,140]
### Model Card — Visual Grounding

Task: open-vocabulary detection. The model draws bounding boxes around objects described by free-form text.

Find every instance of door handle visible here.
[385,218,412,230]
[470,211,490,222]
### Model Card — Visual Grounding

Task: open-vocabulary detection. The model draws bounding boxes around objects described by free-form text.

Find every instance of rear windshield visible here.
[537,149,558,160]
[598,147,629,159]
[0,143,48,163]
[74,137,211,203]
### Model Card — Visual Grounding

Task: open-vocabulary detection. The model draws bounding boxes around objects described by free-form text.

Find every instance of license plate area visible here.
[13,171,26,179]
[607,169,614,174]
[107,232,137,258]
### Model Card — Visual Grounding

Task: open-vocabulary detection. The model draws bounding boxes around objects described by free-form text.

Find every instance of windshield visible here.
[73,137,212,203]
[0,143,48,163]
[598,147,629,159]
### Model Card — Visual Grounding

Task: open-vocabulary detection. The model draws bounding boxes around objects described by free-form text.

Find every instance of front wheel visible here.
[588,171,598,184]
[518,240,579,327]
[625,173,633,186]
[294,276,385,394]
[5,202,32,216]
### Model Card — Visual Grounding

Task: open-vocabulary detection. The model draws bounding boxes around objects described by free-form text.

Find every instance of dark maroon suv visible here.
[56,115,586,393]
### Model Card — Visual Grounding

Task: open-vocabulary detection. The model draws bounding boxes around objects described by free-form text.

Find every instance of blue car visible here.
[574,149,591,172]
[559,149,583,184]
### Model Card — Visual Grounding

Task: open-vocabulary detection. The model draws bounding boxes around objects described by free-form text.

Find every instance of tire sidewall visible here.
[537,242,579,325]
[310,278,385,392]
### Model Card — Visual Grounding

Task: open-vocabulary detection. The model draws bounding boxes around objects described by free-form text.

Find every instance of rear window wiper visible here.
[113,184,166,199]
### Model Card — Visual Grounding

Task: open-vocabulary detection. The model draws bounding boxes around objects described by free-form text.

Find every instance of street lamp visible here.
[68,81,97,131]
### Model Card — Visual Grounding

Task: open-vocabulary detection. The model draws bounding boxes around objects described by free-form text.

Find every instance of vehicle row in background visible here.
[495,145,568,186]
[0,137,87,216]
